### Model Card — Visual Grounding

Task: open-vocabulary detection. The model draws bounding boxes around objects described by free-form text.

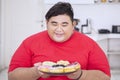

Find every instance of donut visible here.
[74,62,81,70]
[38,60,80,73]
[42,61,57,66]
[49,66,64,73]
[63,65,76,73]
[57,60,70,66]
[38,65,50,72]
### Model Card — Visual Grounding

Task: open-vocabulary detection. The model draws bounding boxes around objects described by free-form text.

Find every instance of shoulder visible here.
[73,31,98,47]
[74,31,94,42]
[23,30,48,44]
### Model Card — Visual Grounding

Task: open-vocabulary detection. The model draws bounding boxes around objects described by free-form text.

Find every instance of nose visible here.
[55,26,63,32]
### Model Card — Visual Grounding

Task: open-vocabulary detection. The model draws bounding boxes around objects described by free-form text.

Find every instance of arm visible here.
[8,67,41,80]
[81,70,110,80]
[8,67,49,80]
[67,69,110,80]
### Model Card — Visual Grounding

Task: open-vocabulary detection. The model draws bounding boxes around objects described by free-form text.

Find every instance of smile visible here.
[55,33,64,37]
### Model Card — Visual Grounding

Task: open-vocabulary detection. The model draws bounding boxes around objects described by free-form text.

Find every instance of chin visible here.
[53,37,65,43]
[54,39,64,43]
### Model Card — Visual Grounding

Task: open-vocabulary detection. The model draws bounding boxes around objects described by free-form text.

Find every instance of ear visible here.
[73,21,76,27]
[46,20,49,29]
[46,20,48,24]
[71,21,75,30]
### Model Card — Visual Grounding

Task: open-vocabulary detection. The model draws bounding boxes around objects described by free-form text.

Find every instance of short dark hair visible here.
[45,2,74,21]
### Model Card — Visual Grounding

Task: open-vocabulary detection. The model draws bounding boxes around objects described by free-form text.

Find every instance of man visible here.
[8,2,111,80]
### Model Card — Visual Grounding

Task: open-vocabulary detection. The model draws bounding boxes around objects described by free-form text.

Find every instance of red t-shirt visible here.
[8,31,111,80]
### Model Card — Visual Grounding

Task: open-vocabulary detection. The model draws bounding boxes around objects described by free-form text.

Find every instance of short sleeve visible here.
[8,40,33,72]
[87,42,111,76]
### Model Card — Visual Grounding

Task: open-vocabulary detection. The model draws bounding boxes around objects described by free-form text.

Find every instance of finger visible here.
[34,62,42,67]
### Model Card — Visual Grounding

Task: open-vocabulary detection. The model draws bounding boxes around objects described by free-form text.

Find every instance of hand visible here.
[67,69,82,80]
[40,73,50,78]
[34,62,50,78]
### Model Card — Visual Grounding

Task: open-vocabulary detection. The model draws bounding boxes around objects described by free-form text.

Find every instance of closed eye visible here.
[51,21,57,26]
[62,22,68,27]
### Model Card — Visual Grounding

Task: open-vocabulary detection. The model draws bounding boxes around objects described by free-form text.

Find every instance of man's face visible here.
[46,14,74,42]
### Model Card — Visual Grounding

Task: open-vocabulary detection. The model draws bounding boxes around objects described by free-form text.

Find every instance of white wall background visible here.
[73,4,120,32]
[0,0,2,71]
[0,0,45,70]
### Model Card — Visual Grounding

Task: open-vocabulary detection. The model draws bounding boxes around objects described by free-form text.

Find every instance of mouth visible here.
[55,33,64,38]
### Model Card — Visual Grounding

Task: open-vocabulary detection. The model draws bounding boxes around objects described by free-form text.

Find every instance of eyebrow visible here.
[62,22,68,24]
[51,21,57,24]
